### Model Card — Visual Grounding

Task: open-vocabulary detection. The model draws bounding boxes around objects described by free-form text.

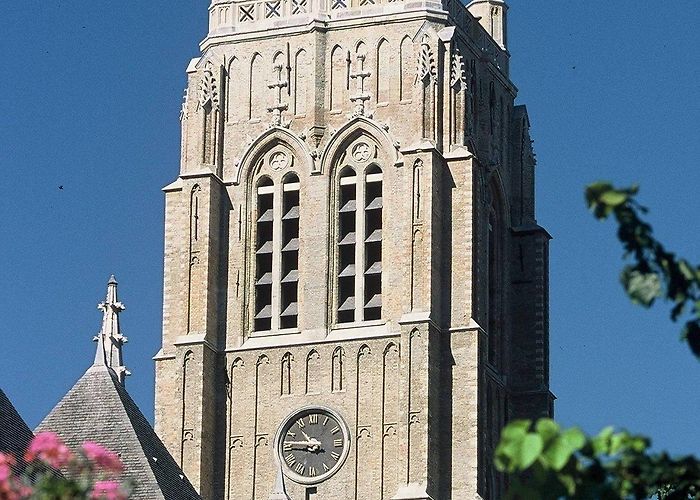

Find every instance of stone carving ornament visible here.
[199,67,219,108]
[269,151,290,171]
[351,142,371,163]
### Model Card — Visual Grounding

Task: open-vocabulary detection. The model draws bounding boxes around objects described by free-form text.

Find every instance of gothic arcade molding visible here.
[231,126,315,185]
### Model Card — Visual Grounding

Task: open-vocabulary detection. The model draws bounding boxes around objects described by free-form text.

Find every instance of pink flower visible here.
[0,452,15,481]
[90,480,127,500]
[24,432,73,469]
[81,442,123,474]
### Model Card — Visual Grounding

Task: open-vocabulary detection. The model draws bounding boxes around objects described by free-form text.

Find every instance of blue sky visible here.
[1,2,698,456]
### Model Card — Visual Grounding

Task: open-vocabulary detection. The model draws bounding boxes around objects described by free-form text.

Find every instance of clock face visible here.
[276,406,350,485]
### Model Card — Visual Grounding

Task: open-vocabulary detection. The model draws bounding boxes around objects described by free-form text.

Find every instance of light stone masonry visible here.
[154,0,552,498]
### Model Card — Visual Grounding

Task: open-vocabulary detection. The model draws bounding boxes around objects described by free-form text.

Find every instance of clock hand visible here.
[301,430,313,441]
[284,440,315,450]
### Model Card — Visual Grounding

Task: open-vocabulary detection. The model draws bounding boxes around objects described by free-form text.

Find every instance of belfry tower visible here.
[154,0,552,498]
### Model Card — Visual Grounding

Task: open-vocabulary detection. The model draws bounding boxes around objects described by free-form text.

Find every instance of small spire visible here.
[93,329,107,366]
[94,275,130,385]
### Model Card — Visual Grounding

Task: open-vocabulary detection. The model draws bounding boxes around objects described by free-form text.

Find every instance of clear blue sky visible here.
[1,2,698,456]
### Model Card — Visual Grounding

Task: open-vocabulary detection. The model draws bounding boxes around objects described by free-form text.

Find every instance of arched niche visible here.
[231,126,315,186]
[320,116,401,175]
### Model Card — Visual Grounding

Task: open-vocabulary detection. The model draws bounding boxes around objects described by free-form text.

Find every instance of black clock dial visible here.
[277,406,350,484]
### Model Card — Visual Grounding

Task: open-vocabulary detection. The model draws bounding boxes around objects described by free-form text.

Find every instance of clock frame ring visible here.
[273,405,351,485]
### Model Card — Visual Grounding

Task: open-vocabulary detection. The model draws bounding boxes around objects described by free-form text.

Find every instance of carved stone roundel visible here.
[351,142,371,163]
[270,151,289,171]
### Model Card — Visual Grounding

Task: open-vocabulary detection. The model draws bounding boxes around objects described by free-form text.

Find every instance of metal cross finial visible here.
[349,53,371,117]
[267,63,289,127]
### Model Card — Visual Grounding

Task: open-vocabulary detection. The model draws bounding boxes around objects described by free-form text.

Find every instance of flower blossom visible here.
[82,442,123,474]
[0,452,32,500]
[90,480,127,500]
[24,432,73,469]
[0,452,15,482]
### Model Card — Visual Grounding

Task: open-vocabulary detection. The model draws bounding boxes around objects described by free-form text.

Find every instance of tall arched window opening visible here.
[363,166,383,320]
[335,157,383,325]
[337,167,357,324]
[487,206,500,367]
[254,177,274,331]
[280,174,300,329]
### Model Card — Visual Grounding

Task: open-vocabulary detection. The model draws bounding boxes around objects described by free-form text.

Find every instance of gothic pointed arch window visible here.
[335,138,383,324]
[487,184,503,369]
[280,173,300,329]
[363,164,383,320]
[254,176,274,332]
[250,145,302,334]
[337,166,357,323]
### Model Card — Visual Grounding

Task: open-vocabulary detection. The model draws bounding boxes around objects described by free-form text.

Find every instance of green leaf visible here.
[535,418,560,445]
[540,427,585,471]
[620,267,661,307]
[519,433,544,469]
[502,420,532,440]
[561,427,586,451]
[599,189,629,207]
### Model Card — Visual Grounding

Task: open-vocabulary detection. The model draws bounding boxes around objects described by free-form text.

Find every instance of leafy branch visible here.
[495,419,700,499]
[585,182,700,358]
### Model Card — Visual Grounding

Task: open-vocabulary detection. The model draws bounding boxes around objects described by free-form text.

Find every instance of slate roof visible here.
[36,364,201,500]
[0,388,33,472]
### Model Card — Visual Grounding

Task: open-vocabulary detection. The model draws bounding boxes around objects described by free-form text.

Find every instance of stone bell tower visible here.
[153,0,552,498]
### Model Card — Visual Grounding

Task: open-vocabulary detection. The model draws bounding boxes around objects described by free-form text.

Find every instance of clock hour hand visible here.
[284,440,315,450]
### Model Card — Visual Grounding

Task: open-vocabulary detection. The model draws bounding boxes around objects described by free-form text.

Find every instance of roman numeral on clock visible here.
[322,416,329,426]
[330,426,340,434]
[322,463,330,472]
[296,418,306,428]
[331,451,340,461]
[308,414,318,424]
[284,453,295,466]
[309,467,317,477]
[294,463,305,474]
[283,442,292,451]
[334,438,343,448]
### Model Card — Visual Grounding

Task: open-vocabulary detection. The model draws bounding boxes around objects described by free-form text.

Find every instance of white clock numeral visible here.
[331,451,340,461]
[294,463,305,474]
[286,431,296,438]
[308,414,318,425]
[309,467,317,477]
[322,463,330,472]
[322,416,329,426]
[285,453,295,466]
[283,442,292,452]
[330,426,340,434]
[334,438,343,448]
[296,418,306,428]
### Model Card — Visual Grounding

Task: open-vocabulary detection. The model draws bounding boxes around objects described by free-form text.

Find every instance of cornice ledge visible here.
[443,145,474,161]
[448,317,482,333]
[511,223,552,239]
[162,178,184,193]
[152,348,176,361]
[180,170,227,186]
[400,140,438,155]
[173,333,220,352]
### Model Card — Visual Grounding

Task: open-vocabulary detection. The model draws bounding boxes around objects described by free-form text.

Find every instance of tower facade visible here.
[154,0,552,498]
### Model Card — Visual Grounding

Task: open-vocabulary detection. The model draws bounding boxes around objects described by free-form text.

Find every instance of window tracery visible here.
[335,137,383,324]
[251,148,301,333]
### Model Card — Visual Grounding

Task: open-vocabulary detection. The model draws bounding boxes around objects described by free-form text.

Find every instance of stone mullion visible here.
[271,183,282,331]
[355,171,366,321]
